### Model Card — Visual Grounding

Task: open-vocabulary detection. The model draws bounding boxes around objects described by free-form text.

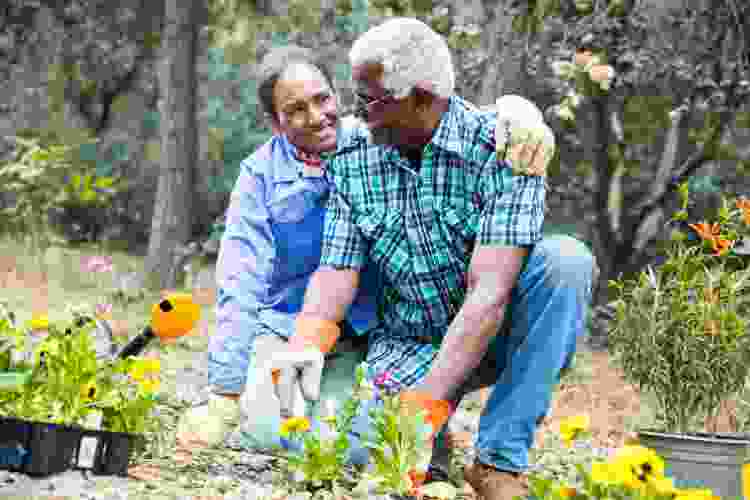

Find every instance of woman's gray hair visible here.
[349,17,455,99]
[257,45,336,120]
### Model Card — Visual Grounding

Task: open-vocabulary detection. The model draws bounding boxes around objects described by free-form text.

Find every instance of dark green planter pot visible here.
[637,430,750,500]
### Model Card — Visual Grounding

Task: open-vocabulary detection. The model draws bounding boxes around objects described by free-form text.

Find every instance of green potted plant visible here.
[0,308,162,476]
[607,183,750,499]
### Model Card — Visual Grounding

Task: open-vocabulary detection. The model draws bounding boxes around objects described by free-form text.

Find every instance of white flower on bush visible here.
[588,64,616,90]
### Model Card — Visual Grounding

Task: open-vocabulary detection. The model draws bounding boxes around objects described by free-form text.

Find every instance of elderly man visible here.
[270,18,595,500]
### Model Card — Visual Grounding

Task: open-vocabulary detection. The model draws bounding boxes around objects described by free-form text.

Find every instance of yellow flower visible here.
[279,416,311,438]
[674,488,720,500]
[29,314,50,331]
[128,357,161,381]
[559,414,589,446]
[611,445,665,489]
[557,486,577,498]
[80,382,98,401]
[590,461,620,485]
[648,475,677,495]
[139,378,160,394]
[129,364,146,381]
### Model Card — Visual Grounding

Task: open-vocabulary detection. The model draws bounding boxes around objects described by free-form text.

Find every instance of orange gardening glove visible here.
[399,389,455,489]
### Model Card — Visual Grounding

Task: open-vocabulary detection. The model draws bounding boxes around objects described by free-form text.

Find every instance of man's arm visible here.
[299,266,360,323]
[419,109,548,402]
[420,246,527,401]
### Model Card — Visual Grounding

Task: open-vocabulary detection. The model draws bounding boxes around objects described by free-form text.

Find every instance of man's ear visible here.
[412,85,437,112]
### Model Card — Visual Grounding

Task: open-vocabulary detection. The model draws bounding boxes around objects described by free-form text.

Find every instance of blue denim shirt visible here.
[209,119,381,394]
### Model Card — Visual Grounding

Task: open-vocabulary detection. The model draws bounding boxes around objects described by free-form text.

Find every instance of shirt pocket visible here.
[438,203,479,260]
[355,208,412,287]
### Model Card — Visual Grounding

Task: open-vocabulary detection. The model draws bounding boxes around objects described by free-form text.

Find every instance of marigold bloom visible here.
[279,416,311,437]
[29,315,50,331]
[139,378,160,394]
[80,382,98,401]
[736,198,750,225]
[559,414,590,446]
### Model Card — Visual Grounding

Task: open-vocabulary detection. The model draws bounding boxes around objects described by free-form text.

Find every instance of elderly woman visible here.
[175,45,382,448]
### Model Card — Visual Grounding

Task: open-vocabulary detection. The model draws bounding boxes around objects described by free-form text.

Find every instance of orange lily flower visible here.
[688,222,721,241]
[711,237,734,256]
[737,198,750,225]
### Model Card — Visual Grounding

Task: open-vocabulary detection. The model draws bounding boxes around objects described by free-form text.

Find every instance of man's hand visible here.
[494,94,556,177]
[398,389,455,489]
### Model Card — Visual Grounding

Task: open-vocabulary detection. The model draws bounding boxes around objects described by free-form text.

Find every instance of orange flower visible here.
[689,222,721,241]
[737,198,750,225]
[559,486,578,498]
[711,237,734,256]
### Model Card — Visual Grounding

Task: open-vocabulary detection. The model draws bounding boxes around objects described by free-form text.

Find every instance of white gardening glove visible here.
[495,94,556,177]
[246,334,324,420]
[176,393,240,447]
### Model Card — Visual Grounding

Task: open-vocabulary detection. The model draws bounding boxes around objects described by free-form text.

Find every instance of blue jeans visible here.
[344,234,595,473]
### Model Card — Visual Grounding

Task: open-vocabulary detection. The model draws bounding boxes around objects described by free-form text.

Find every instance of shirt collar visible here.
[426,95,468,158]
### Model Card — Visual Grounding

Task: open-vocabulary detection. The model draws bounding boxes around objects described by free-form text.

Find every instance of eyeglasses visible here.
[354,90,395,109]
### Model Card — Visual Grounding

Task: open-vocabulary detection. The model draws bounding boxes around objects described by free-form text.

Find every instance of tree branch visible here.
[630,110,733,225]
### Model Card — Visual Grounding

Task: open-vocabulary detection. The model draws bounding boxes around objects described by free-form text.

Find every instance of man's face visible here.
[351,64,418,148]
[272,63,338,154]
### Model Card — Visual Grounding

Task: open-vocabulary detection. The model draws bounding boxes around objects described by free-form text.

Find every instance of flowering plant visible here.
[280,362,367,495]
[277,362,458,499]
[670,182,750,263]
[527,418,720,500]
[608,186,750,432]
[0,312,161,434]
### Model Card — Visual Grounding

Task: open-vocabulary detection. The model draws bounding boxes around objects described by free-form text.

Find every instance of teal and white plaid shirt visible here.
[320,96,547,387]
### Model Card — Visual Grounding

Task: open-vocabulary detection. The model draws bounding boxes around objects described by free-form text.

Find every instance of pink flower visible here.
[94,303,113,319]
[81,256,114,273]
[373,371,393,387]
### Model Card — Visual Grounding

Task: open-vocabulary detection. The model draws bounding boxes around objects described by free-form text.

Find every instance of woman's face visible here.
[272,63,338,154]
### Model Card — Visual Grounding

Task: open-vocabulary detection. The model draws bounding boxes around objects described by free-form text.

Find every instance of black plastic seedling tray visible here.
[0,416,81,476]
[0,417,139,477]
[74,428,139,476]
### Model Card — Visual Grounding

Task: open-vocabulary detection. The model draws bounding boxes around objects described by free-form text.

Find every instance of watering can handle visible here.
[114,325,156,359]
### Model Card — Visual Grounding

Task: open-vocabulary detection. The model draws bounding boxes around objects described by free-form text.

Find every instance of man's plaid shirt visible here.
[321,96,547,388]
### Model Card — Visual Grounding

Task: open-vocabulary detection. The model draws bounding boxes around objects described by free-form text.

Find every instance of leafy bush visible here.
[0,130,124,248]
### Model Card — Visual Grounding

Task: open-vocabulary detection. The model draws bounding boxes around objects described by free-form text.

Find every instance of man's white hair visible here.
[349,17,455,99]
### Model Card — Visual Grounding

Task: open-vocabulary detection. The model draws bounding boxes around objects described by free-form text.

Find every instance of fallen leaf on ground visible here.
[128,463,162,481]
[173,448,194,466]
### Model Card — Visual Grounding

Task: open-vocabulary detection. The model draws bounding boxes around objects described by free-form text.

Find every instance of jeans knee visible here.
[535,235,595,291]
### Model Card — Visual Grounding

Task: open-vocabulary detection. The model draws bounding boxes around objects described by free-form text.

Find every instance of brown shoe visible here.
[463,460,529,500]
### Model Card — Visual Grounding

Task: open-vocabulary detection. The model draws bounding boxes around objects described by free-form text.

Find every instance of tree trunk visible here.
[476,0,515,106]
[145,0,200,291]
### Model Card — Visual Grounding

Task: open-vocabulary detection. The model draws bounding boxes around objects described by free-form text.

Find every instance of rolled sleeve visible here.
[478,160,546,248]
[319,186,369,270]
[209,162,275,394]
